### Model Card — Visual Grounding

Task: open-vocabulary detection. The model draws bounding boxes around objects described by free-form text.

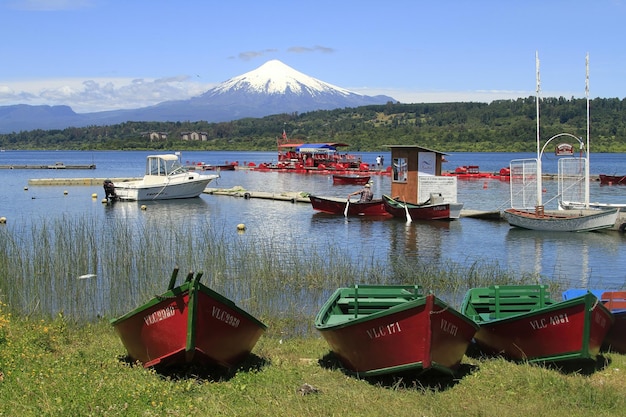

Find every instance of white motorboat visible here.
[109,154,219,201]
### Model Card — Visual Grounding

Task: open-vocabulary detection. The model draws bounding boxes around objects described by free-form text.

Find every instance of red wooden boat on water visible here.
[461,285,613,364]
[309,195,389,216]
[563,289,626,354]
[599,174,626,185]
[332,174,371,185]
[111,268,267,369]
[315,285,478,377]
[382,194,463,220]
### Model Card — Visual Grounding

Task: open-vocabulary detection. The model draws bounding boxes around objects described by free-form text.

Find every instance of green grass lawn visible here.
[1,309,625,417]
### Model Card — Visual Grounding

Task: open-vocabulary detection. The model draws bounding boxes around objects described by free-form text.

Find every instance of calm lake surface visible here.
[1,150,626,316]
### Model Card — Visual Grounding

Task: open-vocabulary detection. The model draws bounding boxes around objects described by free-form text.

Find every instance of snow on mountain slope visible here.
[208,60,355,97]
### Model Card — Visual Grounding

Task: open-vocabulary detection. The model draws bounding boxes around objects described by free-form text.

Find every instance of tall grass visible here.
[0,215,543,335]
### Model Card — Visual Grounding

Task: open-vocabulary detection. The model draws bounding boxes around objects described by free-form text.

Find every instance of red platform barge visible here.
[111,268,267,369]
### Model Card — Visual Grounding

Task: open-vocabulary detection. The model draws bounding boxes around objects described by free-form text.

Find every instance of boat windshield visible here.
[146,155,188,176]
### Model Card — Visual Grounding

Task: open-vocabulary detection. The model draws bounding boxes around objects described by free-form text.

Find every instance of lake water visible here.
[1,149,625,313]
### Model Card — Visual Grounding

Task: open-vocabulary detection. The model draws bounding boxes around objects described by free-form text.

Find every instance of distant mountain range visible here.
[0,60,395,133]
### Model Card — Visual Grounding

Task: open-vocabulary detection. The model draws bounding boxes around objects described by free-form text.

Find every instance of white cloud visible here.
[350,87,535,104]
[0,77,215,113]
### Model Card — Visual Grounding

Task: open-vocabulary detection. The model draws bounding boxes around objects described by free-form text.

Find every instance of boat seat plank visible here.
[325,314,368,325]
[337,297,409,307]
[602,291,626,311]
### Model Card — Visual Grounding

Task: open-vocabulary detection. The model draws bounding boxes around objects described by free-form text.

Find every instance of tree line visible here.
[2,96,626,152]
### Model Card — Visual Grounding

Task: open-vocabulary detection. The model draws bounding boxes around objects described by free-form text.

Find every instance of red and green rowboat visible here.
[315,285,478,376]
[461,285,613,363]
[111,268,267,369]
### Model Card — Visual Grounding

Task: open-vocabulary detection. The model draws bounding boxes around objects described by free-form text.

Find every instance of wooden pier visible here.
[1,162,96,170]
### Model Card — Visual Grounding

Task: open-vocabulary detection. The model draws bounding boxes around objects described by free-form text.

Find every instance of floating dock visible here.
[1,163,96,170]
[22,180,625,230]
[28,177,136,186]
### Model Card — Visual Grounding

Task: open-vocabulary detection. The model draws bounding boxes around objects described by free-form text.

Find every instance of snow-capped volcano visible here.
[192,59,394,113]
[209,59,355,97]
[0,60,396,132]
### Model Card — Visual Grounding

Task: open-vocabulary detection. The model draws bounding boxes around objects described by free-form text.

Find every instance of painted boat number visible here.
[366,321,401,339]
[144,306,175,326]
[440,318,458,336]
[529,313,569,330]
[212,306,241,328]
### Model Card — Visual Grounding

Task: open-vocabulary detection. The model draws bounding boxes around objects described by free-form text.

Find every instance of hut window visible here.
[392,157,408,183]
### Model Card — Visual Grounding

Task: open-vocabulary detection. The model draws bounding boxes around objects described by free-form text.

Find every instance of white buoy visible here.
[91,193,98,199]
[63,190,68,195]
[0,217,6,224]
[141,205,147,210]
[101,199,108,204]
[237,223,246,231]
[23,186,28,191]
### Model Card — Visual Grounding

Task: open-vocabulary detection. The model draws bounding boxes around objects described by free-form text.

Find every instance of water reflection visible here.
[504,228,626,288]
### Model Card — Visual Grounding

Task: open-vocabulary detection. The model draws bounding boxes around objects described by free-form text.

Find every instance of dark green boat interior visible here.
[316,285,423,327]
[461,285,557,322]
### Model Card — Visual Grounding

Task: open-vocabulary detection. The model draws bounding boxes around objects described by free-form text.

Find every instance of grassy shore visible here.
[1,307,626,417]
[1,216,625,416]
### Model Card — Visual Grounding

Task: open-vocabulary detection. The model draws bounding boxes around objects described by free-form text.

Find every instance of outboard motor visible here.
[103,179,118,202]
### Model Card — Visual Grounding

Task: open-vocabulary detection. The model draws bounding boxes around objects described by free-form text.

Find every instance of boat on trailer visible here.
[111,267,267,369]
[315,285,478,377]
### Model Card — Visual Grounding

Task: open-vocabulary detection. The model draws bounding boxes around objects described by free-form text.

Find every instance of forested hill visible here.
[2,96,626,152]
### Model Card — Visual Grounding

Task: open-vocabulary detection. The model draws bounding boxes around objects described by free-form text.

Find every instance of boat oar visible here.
[402,196,412,223]
[344,197,350,217]
[167,267,180,290]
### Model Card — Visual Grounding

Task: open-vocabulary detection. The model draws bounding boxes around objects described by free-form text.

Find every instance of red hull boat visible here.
[315,285,478,376]
[600,291,626,353]
[111,268,267,369]
[461,285,613,364]
[309,195,389,217]
[599,174,626,185]
[382,194,463,220]
[332,174,371,185]
[563,289,626,354]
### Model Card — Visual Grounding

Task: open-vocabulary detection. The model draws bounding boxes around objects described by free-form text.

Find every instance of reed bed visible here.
[0,215,544,336]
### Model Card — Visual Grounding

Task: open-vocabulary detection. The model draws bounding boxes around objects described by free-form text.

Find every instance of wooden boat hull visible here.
[382,194,463,220]
[111,271,267,368]
[502,207,619,232]
[332,175,371,185]
[309,195,389,216]
[563,289,626,354]
[604,310,626,353]
[315,286,478,376]
[599,174,626,185]
[461,286,613,363]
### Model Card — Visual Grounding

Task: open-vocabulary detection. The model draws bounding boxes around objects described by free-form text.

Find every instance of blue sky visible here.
[1,0,625,113]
